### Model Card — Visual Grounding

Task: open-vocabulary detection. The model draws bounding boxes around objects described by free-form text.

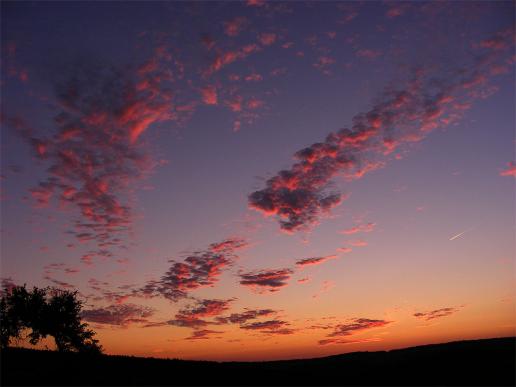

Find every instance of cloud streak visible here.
[240,319,295,335]
[216,308,277,325]
[340,222,376,235]
[414,306,463,321]
[248,30,514,232]
[295,255,337,268]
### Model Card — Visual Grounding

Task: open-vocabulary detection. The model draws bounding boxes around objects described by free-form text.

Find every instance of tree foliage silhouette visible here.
[0,285,102,353]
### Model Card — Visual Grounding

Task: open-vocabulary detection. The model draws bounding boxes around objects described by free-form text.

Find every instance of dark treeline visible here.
[1,337,515,386]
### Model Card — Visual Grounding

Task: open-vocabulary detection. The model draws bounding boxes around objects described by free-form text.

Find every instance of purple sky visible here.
[1,1,514,361]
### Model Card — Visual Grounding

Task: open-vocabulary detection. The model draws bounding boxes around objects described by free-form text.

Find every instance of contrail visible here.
[449,226,476,241]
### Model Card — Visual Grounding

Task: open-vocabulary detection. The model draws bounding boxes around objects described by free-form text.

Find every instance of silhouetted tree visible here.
[0,285,102,353]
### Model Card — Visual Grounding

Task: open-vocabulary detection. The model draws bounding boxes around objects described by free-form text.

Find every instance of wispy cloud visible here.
[315,317,392,345]
[340,222,376,235]
[319,337,382,346]
[413,306,463,321]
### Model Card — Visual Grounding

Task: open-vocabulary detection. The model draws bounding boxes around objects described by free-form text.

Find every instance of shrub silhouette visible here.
[0,285,102,353]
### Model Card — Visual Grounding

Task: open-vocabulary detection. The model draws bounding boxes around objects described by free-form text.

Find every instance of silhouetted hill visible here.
[1,337,515,386]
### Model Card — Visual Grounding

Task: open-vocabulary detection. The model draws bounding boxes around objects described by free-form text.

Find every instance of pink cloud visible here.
[478,28,514,51]
[258,32,277,46]
[247,64,476,231]
[226,96,243,112]
[246,0,265,6]
[386,3,411,18]
[348,239,367,247]
[201,85,218,105]
[6,46,179,252]
[168,298,234,328]
[244,73,263,82]
[208,44,261,74]
[223,17,248,37]
[500,162,516,177]
[340,222,376,235]
[247,98,264,109]
[139,238,246,301]
[318,318,392,344]
[355,49,382,59]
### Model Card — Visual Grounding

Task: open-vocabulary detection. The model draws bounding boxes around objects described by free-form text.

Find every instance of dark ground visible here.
[1,337,515,386]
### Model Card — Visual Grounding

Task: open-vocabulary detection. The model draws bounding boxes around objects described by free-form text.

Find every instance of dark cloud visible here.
[413,307,462,321]
[319,337,381,346]
[84,277,135,304]
[139,238,247,301]
[248,29,514,232]
[168,298,234,328]
[295,255,337,268]
[43,262,80,276]
[239,268,293,292]
[327,318,392,337]
[215,308,277,325]
[167,317,210,329]
[43,275,75,289]
[185,329,224,340]
[81,303,155,327]
[240,319,295,335]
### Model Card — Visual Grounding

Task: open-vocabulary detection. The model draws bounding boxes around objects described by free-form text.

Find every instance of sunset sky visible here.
[1,1,514,361]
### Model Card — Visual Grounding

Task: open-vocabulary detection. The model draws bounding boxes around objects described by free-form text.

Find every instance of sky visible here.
[0,0,515,361]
